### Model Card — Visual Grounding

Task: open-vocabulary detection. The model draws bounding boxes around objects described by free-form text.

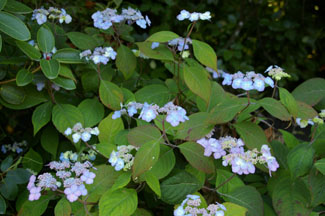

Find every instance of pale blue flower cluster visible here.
[174,194,226,216]
[1,140,27,154]
[92,7,150,30]
[206,67,274,92]
[108,145,138,171]
[59,150,96,163]
[64,123,99,143]
[80,47,117,65]
[32,7,72,25]
[151,37,192,52]
[112,101,189,127]
[176,10,211,22]
[197,134,279,176]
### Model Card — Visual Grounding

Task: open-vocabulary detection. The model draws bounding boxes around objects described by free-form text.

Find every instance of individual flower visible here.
[151,42,160,49]
[80,170,96,184]
[139,103,158,122]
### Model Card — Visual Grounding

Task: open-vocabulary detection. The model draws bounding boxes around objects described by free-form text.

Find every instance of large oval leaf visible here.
[287,143,314,178]
[99,80,123,110]
[16,68,33,86]
[259,97,291,121]
[146,31,179,42]
[52,104,84,134]
[40,59,60,79]
[37,26,55,53]
[98,113,124,143]
[52,48,83,64]
[135,84,171,107]
[32,102,53,135]
[292,78,325,106]
[116,45,136,79]
[16,41,41,60]
[0,84,25,105]
[192,39,217,71]
[0,11,30,41]
[66,32,99,50]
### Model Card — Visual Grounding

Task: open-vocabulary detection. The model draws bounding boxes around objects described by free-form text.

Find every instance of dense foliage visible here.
[0,0,325,216]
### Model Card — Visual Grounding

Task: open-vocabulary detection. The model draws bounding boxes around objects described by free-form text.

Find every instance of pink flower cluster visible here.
[174,194,226,216]
[112,101,189,127]
[197,135,279,176]
[27,159,96,202]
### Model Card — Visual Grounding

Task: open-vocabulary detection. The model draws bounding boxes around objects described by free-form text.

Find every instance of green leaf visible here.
[0,34,2,52]
[0,86,46,110]
[176,112,215,141]
[302,172,325,207]
[183,63,211,104]
[0,195,6,215]
[259,97,291,121]
[272,177,311,216]
[98,113,124,143]
[185,165,206,186]
[0,84,25,105]
[66,32,99,50]
[144,172,161,197]
[16,69,33,87]
[297,101,318,119]
[223,186,263,216]
[0,11,30,41]
[52,104,84,134]
[37,26,55,53]
[0,177,18,200]
[0,0,7,10]
[131,208,153,216]
[128,125,162,147]
[270,140,289,169]
[40,59,60,79]
[279,87,298,118]
[132,139,161,178]
[160,171,201,204]
[223,202,247,216]
[179,142,215,174]
[287,143,314,178]
[22,148,43,173]
[215,169,244,194]
[234,121,268,150]
[96,142,115,158]
[99,188,137,216]
[1,155,13,172]
[99,80,123,110]
[146,31,179,42]
[52,48,83,64]
[279,129,299,149]
[58,65,76,82]
[54,198,71,216]
[3,0,32,14]
[5,168,30,184]
[78,98,104,127]
[87,165,121,202]
[41,126,58,157]
[149,145,175,179]
[192,39,217,71]
[51,76,76,90]
[196,81,227,112]
[135,84,171,107]
[136,41,174,61]
[32,102,52,135]
[110,172,132,192]
[292,78,325,106]
[116,45,136,79]
[16,41,41,60]
[314,158,325,175]
[18,195,53,216]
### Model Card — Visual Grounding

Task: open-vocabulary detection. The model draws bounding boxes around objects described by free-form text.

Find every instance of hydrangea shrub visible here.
[0,1,325,216]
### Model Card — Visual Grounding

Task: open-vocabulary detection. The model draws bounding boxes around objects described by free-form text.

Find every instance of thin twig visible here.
[0,66,41,85]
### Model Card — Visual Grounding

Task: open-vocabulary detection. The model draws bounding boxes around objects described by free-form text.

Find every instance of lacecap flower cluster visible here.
[108,145,139,171]
[32,7,72,25]
[174,194,226,216]
[1,140,27,154]
[80,47,117,65]
[60,149,97,162]
[92,7,150,30]
[27,158,96,202]
[112,101,189,127]
[207,67,275,92]
[64,123,99,143]
[176,10,211,22]
[296,110,325,128]
[197,135,279,176]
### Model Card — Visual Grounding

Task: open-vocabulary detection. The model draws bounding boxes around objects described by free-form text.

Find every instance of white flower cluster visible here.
[32,7,72,25]
[112,101,189,127]
[151,37,192,52]
[206,67,275,92]
[176,10,211,22]
[197,135,279,176]
[108,145,139,171]
[174,194,226,216]
[64,123,99,143]
[92,7,150,30]
[80,47,117,65]
[296,110,324,128]
[1,140,27,154]
[27,159,96,202]
[265,65,290,81]
[60,149,97,162]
